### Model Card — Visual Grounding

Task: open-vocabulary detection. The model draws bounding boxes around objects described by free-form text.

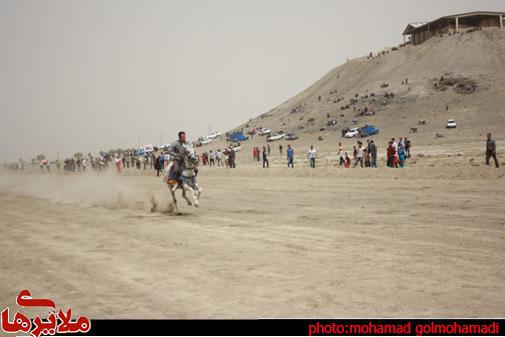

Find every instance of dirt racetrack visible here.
[1,155,504,318]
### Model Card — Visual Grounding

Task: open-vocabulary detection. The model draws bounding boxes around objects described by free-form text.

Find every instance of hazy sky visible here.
[1,0,504,161]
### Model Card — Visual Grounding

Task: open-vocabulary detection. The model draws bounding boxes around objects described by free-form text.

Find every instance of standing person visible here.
[287,144,294,168]
[369,140,377,168]
[115,156,121,174]
[354,141,364,168]
[391,138,398,151]
[229,147,236,168]
[353,146,357,161]
[486,133,499,168]
[267,144,271,156]
[209,150,215,167]
[405,137,412,158]
[387,141,395,167]
[252,147,257,161]
[279,144,283,155]
[364,149,371,167]
[212,150,218,166]
[154,155,161,176]
[224,149,229,168]
[159,154,165,174]
[216,149,223,167]
[262,146,269,168]
[344,152,351,168]
[307,145,317,168]
[338,142,345,167]
[398,142,406,167]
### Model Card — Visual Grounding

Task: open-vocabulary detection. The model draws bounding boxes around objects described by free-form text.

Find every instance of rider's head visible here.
[178,131,186,142]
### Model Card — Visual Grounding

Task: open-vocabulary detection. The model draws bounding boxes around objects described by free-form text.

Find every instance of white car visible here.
[344,128,360,138]
[257,128,271,136]
[201,138,213,145]
[230,145,241,152]
[267,133,285,142]
[206,131,220,139]
[446,119,457,128]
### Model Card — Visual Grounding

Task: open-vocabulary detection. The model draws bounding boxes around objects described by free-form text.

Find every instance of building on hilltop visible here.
[403,11,505,45]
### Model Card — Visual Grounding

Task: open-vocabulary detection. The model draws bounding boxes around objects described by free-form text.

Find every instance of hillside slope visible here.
[233,28,505,147]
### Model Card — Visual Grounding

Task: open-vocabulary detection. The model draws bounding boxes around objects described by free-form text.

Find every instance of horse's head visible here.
[183,146,199,167]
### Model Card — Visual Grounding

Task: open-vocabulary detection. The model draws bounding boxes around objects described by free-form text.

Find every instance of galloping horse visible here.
[164,146,202,213]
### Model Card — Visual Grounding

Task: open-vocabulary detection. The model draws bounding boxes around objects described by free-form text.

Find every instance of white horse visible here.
[163,147,202,213]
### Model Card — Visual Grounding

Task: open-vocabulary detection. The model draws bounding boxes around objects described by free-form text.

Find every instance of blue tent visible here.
[229,132,248,142]
[360,125,380,137]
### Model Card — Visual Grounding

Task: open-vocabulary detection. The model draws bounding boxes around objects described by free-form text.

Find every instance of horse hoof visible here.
[194,203,200,208]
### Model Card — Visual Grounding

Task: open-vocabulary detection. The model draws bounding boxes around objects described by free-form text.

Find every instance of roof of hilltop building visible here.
[402,22,428,35]
[403,11,505,45]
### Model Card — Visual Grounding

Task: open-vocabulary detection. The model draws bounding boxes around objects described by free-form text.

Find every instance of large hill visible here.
[231,28,505,148]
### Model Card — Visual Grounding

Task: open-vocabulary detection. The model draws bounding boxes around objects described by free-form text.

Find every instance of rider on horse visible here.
[163,131,202,211]
[166,131,188,183]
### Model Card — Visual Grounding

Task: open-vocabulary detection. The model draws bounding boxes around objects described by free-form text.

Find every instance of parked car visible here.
[446,119,457,128]
[206,131,220,139]
[201,138,213,145]
[284,133,298,140]
[344,128,360,138]
[258,128,271,135]
[267,132,285,142]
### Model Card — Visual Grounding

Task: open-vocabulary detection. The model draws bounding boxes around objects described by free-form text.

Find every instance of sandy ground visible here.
[1,144,504,319]
[2,24,505,323]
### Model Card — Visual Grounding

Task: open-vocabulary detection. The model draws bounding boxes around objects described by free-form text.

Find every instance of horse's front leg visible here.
[194,183,202,200]
[183,183,199,208]
[181,186,193,206]
[168,184,180,214]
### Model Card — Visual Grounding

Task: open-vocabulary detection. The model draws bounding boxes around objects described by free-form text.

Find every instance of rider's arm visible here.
[167,142,182,159]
